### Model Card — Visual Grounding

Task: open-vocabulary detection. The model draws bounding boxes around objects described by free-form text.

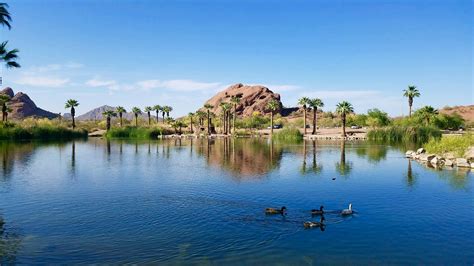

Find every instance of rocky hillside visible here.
[69,105,156,121]
[439,105,474,124]
[201,83,282,117]
[0,87,59,119]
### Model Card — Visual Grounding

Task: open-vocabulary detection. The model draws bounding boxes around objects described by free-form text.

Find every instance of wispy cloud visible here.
[85,78,117,87]
[28,62,84,73]
[137,79,222,91]
[14,76,70,87]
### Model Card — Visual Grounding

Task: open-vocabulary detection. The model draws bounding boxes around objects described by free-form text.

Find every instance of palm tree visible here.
[298,97,310,135]
[309,98,324,135]
[188,112,195,133]
[102,110,117,131]
[4,106,11,122]
[0,3,12,29]
[403,85,420,117]
[204,103,214,134]
[336,101,354,137]
[153,105,162,123]
[0,94,9,122]
[144,106,153,126]
[131,107,142,127]
[266,99,280,136]
[417,105,438,125]
[230,96,241,135]
[196,110,206,130]
[0,41,20,69]
[65,99,79,129]
[115,106,126,127]
[163,106,172,118]
[220,102,231,134]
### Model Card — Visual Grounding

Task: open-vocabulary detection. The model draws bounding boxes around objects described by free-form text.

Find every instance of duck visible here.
[304,216,325,228]
[265,206,287,215]
[311,205,324,216]
[341,203,353,216]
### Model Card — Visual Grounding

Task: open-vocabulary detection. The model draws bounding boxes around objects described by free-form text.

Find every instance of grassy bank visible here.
[367,125,441,144]
[105,126,165,139]
[425,133,473,157]
[272,127,303,142]
[0,122,87,140]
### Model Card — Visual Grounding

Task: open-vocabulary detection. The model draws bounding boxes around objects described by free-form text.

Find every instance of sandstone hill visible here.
[439,105,474,124]
[201,83,282,117]
[0,87,59,119]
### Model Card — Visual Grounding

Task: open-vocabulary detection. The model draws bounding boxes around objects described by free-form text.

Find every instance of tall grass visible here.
[272,127,303,142]
[0,122,87,140]
[105,126,164,139]
[425,133,473,157]
[367,125,441,144]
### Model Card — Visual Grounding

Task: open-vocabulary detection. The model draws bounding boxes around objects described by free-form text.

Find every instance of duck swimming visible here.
[304,216,325,228]
[265,206,287,215]
[311,205,324,216]
[341,203,353,216]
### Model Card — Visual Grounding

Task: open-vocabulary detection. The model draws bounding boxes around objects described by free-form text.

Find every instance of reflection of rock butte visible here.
[195,138,283,178]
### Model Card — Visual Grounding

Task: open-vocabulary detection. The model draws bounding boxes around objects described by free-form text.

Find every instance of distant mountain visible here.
[0,87,59,119]
[439,105,474,124]
[70,105,159,121]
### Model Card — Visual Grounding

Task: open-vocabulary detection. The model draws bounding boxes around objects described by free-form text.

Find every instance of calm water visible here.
[0,139,473,264]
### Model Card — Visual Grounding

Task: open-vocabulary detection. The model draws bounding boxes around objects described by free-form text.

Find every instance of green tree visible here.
[336,101,354,137]
[196,110,207,129]
[298,97,310,135]
[266,99,280,136]
[153,105,162,123]
[102,110,117,131]
[230,96,241,135]
[0,94,10,122]
[162,106,172,118]
[144,106,153,126]
[115,106,126,127]
[65,99,79,129]
[367,108,390,127]
[308,98,324,135]
[415,106,438,125]
[132,107,142,127]
[204,103,214,134]
[188,112,195,133]
[403,85,420,117]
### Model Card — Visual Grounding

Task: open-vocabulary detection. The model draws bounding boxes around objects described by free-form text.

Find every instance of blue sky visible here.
[1,0,472,117]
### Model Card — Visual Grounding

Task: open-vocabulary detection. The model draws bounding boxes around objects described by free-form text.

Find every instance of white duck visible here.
[341,203,353,216]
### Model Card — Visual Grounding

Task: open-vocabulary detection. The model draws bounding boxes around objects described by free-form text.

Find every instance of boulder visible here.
[464,146,474,161]
[444,159,454,167]
[416,148,425,154]
[420,154,436,162]
[456,158,470,168]
[200,83,282,117]
[0,87,14,98]
[471,163,474,169]
[405,150,415,158]
[430,157,439,166]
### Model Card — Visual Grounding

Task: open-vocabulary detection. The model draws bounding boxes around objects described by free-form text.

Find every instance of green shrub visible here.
[367,125,441,144]
[272,127,303,142]
[0,122,87,140]
[105,126,164,139]
[425,133,473,157]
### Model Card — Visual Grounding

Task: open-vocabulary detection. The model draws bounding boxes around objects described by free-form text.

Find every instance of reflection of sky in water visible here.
[0,139,473,264]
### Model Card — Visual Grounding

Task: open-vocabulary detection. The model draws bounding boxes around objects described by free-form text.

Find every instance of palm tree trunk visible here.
[106,116,111,131]
[342,114,346,137]
[303,108,307,135]
[156,111,159,123]
[5,112,8,122]
[270,112,274,136]
[120,113,123,127]
[148,112,151,126]
[207,110,211,134]
[162,113,165,124]
[190,117,194,133]
[135,114,138,127]
[233,105,236,135]
[312,108,317,135]
[409,97,413,117]
[72,116,75,129]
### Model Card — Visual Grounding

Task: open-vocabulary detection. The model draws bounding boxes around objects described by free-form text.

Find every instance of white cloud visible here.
[137,79,222,91]
[85,78,117,87]
[29,62,84,73]
[14,76,70,87]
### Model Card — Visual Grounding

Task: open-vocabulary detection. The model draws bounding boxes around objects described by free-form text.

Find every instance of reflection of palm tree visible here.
[336,142,352,176]
[0,216,22,264]
[300,139,307,174]
[406,159,416,187]
[311,140,322,173]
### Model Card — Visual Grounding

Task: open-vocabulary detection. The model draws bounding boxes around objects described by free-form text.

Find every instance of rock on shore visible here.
[406,146,474,169]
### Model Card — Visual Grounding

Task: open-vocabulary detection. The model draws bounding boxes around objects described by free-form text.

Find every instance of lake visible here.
[0,138,473,264]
